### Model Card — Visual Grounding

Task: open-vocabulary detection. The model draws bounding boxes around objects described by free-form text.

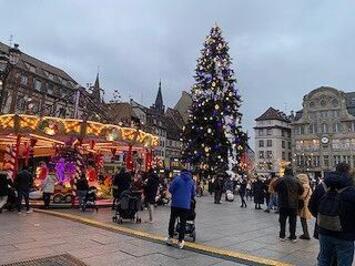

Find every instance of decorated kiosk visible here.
[0,114,159,206]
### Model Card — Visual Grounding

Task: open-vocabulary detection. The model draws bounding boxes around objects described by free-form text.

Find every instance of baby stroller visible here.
[175,199,196,242]
[225,190,234,202]
[112,189,142,224]
[82,186,98,212]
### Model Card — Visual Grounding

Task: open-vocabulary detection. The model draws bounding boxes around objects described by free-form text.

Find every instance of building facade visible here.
[254,107,292,175]
[0,42,108,121]
[292,86,355,177]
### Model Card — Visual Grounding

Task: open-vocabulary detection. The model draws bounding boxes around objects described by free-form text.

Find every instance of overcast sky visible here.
[1,0,355,148]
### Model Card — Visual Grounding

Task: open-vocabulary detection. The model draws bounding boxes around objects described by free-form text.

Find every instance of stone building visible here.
[292,86,355,177]
[174,91,192,124]
[254,107,292,175]
[0,42,108,121]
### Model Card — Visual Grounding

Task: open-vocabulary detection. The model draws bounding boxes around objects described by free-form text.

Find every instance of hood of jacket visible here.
[180,170,192,181]
[324,172,353,189]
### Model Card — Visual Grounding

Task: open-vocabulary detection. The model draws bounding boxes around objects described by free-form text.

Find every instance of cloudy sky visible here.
[1,0,355,147]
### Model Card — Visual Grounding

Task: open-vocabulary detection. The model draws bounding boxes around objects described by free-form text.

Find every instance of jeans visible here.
[279,207,297,239]
[77,190,87,209]
[17,190,30,212]
[168,207,188,242]
[148,203,154,222]
[240,192,247,207]
[318,234,354,266]
[267,194,278,210]
[43,192,52,208]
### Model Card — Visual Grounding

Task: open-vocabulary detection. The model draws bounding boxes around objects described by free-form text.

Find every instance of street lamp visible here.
[0,43,21,112]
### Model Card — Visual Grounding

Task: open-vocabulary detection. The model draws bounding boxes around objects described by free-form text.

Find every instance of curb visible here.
[34,209,293,266]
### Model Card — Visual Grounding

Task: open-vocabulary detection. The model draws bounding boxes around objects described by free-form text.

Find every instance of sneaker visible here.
[26,209,33,214]
[279,237,286,242]
[165,237,174,246]
[288,237,297,243]
[177,240,185,249]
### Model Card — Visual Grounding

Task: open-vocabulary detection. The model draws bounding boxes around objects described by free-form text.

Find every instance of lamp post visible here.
[0,44,21,113]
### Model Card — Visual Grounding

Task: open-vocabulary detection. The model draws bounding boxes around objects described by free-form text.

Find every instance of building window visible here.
[281,129,285,137]
[259,140,264,147]
[324,155,329,167]
[282,141,285,149]
[300,125,305,135]
[258,129,264,136]
[322,123,328,133]
[267,140,272,147]
[288,152,292,161]
[20,75,28,86]
[267,129,272,135]
[333,123,342,133]
[282,152,286,160]
[288,142,292,149]
[266,151,273,159]
[259,151,264,159]
[34,79,41,91]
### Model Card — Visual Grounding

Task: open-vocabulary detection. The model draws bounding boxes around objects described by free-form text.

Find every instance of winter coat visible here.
[76,177,89,191]
[0,173,9,196]
[169,171,195,210]
[239,181,247,195]
[144,173,160,203]
[253,180,265,204]
[213,178,223,192]
[274,175,304,209]
[309,172,355,241]
[14,170,33,191]
[42,174,57,194]
[113,171,131,197]
[296,174,312,219]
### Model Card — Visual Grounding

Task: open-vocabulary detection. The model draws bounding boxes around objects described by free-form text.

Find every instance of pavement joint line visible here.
[34,209,294,266]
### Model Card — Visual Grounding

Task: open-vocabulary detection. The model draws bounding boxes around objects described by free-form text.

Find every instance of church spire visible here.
[151,80,164,113]
[91,72,102,103]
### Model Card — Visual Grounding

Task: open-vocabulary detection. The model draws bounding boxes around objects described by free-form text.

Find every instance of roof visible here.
[0,42,77,86]
[174,91,192,123]
[255,107,290,123]
[165,108,185,129]
[163,115,182,141]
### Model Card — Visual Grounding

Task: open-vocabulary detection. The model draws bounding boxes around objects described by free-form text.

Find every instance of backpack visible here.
[317,183,351,232]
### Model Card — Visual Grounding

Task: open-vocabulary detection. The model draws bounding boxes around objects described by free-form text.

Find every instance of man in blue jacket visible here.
[166,169,195,249]
[309,163,355,266]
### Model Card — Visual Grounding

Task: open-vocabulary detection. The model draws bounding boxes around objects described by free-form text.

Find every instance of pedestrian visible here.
[112,167,132,209]
[265,175,279,213]
[144,169,160,223]
[296,174,312,240]
[41,167,57,209]
[76,173,89,211]
[309,163,355,266]
[264,176,272,208]
[274,166,304,242]
[166,169,195,249]
[253,177,265,209]
[213,174,223,204]
[208,177,214,196]
[239,178,247,208]
[246,180,252,201]
[0,172,9,213]
[14,166,33,214]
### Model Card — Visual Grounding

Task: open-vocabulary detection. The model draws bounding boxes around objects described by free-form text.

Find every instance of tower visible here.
[91,72,102,104]
[151,80,165,113]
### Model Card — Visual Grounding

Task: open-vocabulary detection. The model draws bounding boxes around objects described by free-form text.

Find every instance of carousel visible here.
[0,114,159,206]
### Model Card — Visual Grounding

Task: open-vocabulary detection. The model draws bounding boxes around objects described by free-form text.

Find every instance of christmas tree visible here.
[182,25,248,176]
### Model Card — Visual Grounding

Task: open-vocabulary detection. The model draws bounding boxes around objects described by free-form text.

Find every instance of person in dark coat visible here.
[309,163,355,266]
[144,169,160,223]
[253,177,265,209]
[112,167,132,209]
[213,175,223,204]
[239,178,247,208]
[76,173,89,210]
[0,172,9,213]
[14,166,33,214]
[274,167,304,242]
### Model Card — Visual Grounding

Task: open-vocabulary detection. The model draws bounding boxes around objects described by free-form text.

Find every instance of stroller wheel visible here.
[118,218,123,224]
[112,216,117,223]
[136,218,142,224]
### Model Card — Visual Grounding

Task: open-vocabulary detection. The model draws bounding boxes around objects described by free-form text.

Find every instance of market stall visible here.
[0,114,159,205]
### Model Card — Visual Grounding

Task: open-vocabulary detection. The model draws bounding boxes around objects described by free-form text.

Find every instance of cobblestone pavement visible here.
[0,211,245,266]
[60,195,324,266]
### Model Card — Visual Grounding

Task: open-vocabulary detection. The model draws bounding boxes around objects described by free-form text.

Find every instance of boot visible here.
[300,218,310,240]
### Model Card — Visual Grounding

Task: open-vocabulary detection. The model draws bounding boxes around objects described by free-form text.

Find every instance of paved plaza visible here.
[0,211,244,266]
[59,195,325,266]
